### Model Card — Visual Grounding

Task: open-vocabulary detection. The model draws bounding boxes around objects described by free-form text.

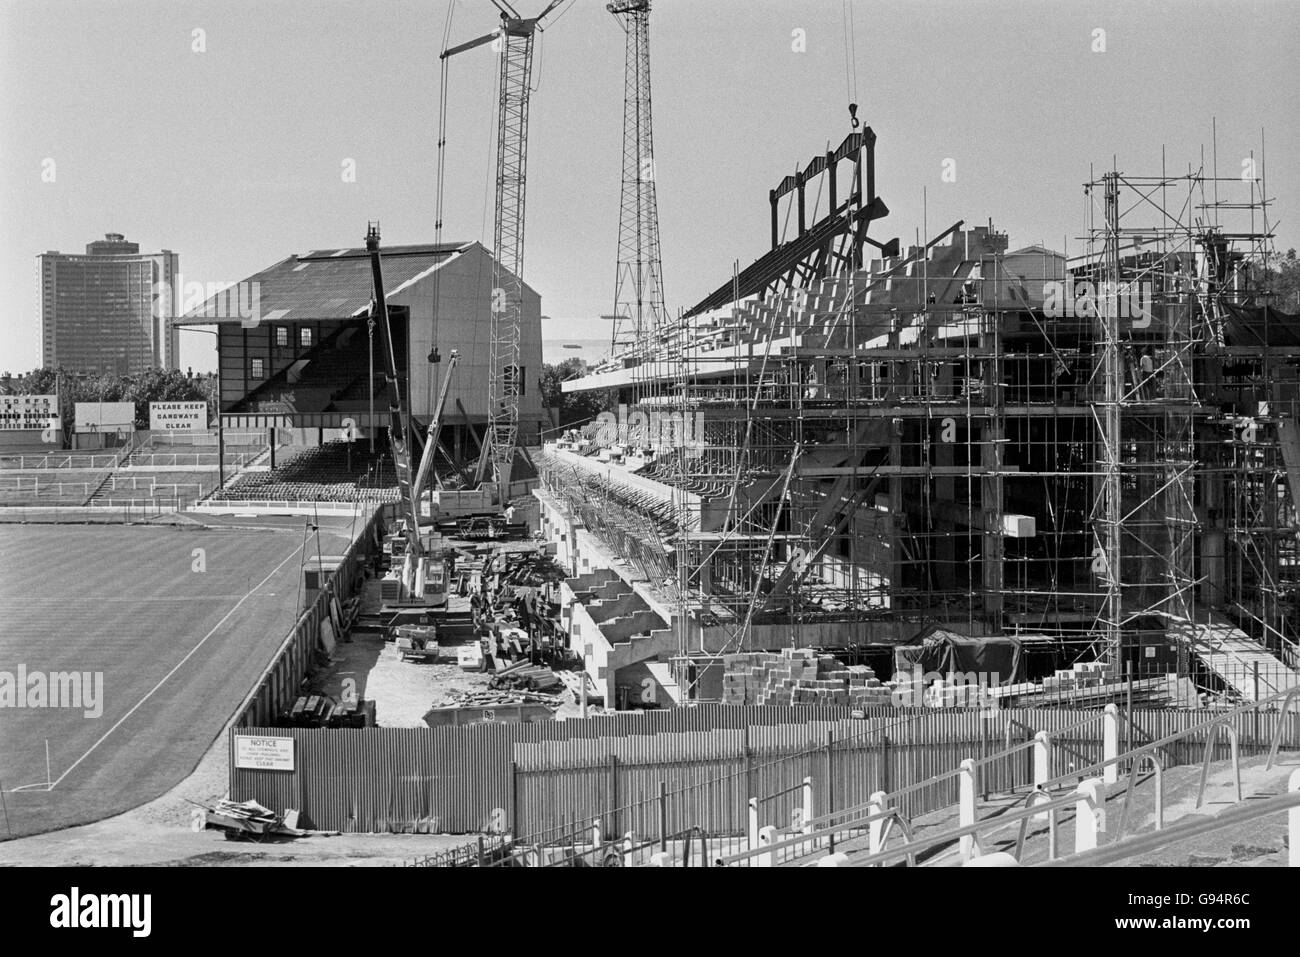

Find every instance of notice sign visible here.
[150,401,207,431]
[234,735,295,771]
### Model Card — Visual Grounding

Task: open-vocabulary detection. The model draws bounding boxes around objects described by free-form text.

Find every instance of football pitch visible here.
[0,515,361,839]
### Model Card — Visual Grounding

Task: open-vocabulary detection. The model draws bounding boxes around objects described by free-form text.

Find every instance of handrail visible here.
[1038,789,1300,867]
[1115,754,1164,840]
[754,781,804,805]
[815,789,1094,868]
[1225,600,1300,678]
[1037,685,1300,794]
[1195,720,1241,807]
[719,804,900,866]
[736,688,1300,868]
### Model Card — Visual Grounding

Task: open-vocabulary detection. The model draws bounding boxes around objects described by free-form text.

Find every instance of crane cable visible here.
[430,0,457,429]
[435,1,456,250]
[842,0,859,127]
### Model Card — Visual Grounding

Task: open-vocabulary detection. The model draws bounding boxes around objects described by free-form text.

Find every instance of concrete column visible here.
[868,789,888,854]
[1028,787,1053,828]
[802,777,815,840]
[1033,731,1053,788]
[1073,777,1107,854]
[958,758,978,861]
[1102,704,1120,784]
[748,797,759,851]
[757,825,776,867]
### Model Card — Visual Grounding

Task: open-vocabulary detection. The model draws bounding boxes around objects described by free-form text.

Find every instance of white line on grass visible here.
[0,596,259,603]
[44,542,306,791]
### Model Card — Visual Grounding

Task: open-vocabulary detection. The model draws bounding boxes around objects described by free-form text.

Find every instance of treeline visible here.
[5,367,218,431]
[539,357,616,431]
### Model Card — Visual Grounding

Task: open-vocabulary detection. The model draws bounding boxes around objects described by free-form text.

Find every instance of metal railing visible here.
[718,687,1300,867]
[1041,786,1300,867]
[0,452,118,470]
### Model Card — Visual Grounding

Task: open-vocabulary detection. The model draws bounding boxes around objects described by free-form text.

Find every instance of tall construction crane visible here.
[442,0,563,506]
[366,224,459,604]
[608,0,667,353]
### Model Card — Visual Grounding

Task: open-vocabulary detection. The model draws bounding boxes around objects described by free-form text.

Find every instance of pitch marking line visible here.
[44,541,307,791]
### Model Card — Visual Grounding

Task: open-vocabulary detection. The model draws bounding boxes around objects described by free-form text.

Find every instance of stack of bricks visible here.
[1040,660,1110,696]
[722,648,891,708]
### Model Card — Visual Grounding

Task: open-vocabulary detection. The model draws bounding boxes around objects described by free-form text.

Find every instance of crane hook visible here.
[848,102,860,129]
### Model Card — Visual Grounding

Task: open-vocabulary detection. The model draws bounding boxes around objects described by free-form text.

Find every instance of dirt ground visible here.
[0,704,473,866]
[312,558,586,725]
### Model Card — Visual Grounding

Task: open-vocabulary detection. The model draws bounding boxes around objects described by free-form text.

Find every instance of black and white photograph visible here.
[1,0,1298,934]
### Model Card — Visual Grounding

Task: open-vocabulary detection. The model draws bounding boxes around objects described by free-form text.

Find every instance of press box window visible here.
[275,327,288,347]
[300,327,313,348]
[251,358,265,379]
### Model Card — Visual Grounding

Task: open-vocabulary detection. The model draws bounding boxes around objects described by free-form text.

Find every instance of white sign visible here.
[74,402,135,431]
[0,394,58,431]
[149,401,207,431]
[234,735,295,771]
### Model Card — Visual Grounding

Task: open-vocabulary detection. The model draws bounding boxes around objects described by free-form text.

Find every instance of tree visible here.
[1268,248,1300,312]
[539,358,615,430]
[1247,248,1300,312]
[11,367,214,430]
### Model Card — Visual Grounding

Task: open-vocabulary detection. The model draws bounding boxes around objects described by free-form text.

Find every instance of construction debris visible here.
[200,799,341,841]
[280,693,375,728]
[489,661,564,695]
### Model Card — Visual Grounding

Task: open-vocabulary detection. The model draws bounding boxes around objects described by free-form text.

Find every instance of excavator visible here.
[365,224,460,609]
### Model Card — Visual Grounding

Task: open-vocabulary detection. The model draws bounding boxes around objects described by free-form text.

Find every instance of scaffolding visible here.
[540,127,1300,703]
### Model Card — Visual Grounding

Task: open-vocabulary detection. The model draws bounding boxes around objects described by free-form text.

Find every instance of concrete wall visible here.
[586,590,647,625]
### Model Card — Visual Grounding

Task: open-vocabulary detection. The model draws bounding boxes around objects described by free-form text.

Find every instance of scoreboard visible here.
[0,394,58,431]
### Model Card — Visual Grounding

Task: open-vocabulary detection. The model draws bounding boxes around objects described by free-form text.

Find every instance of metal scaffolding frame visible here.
[541,131,1299,703]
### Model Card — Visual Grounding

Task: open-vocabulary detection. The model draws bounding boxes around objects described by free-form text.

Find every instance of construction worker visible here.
[1139,348,1155,399]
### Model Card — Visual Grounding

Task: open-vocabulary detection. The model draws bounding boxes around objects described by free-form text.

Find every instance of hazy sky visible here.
[3,0,1297,374]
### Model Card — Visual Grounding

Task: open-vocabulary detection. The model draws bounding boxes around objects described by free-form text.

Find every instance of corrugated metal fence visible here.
[230,703,1300,835]
[231,505,384,729]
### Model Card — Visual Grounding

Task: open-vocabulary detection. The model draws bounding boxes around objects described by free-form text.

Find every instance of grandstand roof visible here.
[174,241,475,325]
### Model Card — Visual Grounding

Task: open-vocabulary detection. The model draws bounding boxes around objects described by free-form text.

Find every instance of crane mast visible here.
[609,0,666,353]
[366,224,435,602]
[443,1,563,506]
[365,225,422,554]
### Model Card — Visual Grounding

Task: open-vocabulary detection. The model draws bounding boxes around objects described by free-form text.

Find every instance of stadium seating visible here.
[210,438,400,504]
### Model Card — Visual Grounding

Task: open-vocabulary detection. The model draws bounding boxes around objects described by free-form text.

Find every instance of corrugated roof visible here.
[175,241,473,324]
[1007,244,1066,258]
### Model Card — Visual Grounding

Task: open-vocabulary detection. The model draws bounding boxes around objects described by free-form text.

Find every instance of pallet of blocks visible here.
[722,648,891,708]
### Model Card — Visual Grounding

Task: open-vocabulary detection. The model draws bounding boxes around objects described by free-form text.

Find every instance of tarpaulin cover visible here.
[894,627,1025,685]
